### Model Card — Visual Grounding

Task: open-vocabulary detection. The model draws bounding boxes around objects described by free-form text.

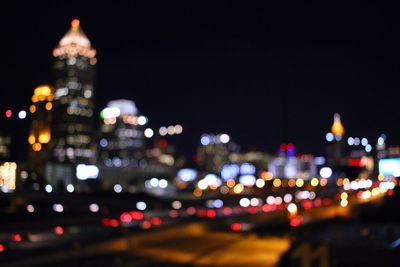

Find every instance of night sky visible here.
[1,2,400,160]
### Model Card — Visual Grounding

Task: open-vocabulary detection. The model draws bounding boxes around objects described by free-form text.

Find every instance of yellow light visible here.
[29,105,36,113]
[343,178,350,185]
[45,102,52,111]
[310,178,319,187]
[371,188,379,196]
[38,132,51,144]
[0,162,17,191]
[340,192,348,200]
[340,199,348,207]
[378,174,384,181]
[361,190,371,200]
[320,178,328,187]
[32,143,42,152]
[233,184,244,194]
[273,178,281,187]
[28,135,35,145]
[288,179,296,187]
[331,113,345,137]
[295,179,304,188]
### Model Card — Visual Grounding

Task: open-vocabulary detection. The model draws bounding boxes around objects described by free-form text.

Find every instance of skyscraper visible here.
[326,113,345,167]
[99,99,148,166]
[51,19,97,164]
[28,85,54,179]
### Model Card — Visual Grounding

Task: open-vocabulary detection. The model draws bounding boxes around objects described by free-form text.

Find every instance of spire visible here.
[331,113,344,137]
[53,19,96,59]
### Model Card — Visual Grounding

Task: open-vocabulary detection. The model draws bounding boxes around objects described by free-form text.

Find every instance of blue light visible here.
[200,135,210,146]
[239,175,256,186]
[379,158,400,177]
[177,168,197,182]
[220,164,240,181]
[100,138,108,147]
[325,132,334,142]
[240,163,256,175]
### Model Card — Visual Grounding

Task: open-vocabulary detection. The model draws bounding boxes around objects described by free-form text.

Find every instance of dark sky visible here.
[1,2,400,159]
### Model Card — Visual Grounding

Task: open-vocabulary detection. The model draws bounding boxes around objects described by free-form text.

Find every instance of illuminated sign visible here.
[76,164,99,180]
[378,158,400,177]
[177,168,197,182]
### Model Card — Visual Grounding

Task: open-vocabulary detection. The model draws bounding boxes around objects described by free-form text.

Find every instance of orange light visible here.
[71,19,80,28]
[227,179,235,188]
[32,143,42,152]
[28,135,35,145]
[45,102,52,111]
[29,105,36,113]
[38,132,51,144]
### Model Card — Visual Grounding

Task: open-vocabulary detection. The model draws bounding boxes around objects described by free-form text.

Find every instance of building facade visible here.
[28,85,54,180]
[51,19,97,164]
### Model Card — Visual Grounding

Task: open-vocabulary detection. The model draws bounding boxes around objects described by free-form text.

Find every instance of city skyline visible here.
[1,2,400,158]
[1,4,399,266]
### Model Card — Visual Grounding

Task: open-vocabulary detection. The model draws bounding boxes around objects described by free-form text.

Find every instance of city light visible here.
[177,168,197,182]
[136,201,147,211]
[325,132,334,142]
[76,164,99,180]
[219,134,230,144]
[138,115,148,125]
[89,203,99,213]
[66,184,74,193]
[114,184,122,193]
[5,109,12,118]
[287,203,298,215]
[52,204,64,213]
[45,184,53,193]
[320,167,332,178]
[200,134,210,145]
[18,110,27,119]
[144,128,154,138]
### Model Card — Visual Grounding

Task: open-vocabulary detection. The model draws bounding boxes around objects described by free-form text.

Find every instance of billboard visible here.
[378,158,400,177]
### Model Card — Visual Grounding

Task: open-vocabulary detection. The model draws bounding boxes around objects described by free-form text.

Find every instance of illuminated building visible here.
[326,113,346,167]
[28,85,54,179]
[196,134,237,173]
[51,19,97,164]
[0,133,11,161]
[97,100,175,192]
[268,148,318,180]
[0,162,17,192]
[99,99,148,165]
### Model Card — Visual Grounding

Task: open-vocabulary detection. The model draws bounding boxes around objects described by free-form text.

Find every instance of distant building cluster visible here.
[1,20,399,195]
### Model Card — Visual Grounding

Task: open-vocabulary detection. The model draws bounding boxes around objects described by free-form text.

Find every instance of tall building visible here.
[195,133,236,173]
[326,113,345,167]
[99,99,148,166]
[0,133,11,161]
[51,19,97,164]
[28,85,54,179]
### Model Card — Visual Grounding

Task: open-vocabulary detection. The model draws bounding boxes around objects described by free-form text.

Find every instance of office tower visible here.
[28,85,54,179]
[51,19,97,164]
[99,99,148,166]
[326,113,345,167]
